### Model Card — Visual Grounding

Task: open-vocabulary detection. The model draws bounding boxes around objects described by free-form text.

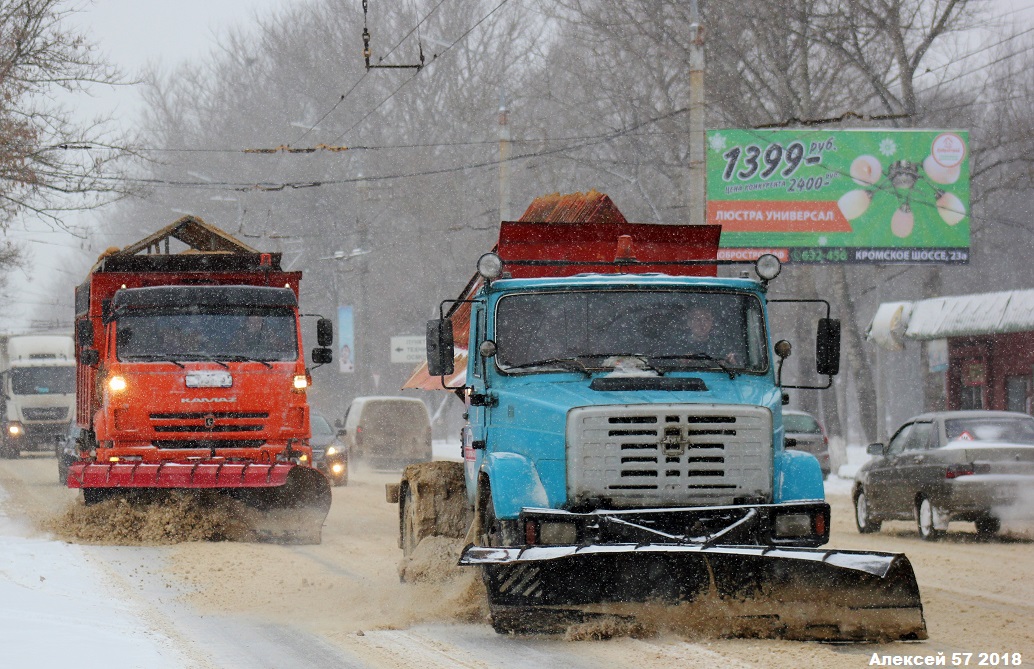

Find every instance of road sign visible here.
[391,336,425,364]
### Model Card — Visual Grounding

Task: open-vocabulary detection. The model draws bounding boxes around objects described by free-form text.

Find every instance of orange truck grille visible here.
[148,411,269,435]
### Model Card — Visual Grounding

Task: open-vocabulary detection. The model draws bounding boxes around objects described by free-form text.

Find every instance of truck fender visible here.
[482,452,549,520]
[774,448,825,503]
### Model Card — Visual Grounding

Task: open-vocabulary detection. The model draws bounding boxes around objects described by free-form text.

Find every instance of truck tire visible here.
[0,437,17,459]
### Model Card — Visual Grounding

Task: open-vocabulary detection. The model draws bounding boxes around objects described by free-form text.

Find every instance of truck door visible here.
[464,304,489,496]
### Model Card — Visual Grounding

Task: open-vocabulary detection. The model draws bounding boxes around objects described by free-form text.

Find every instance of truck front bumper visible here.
[513,501,831,549]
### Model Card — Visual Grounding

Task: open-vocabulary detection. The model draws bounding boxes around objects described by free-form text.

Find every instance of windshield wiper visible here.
[187,354,230,369]
[647,353,737,379]
[577,353,666,376]
[505,357,591,376]
[221,355,274,369]
[123,354,185,368]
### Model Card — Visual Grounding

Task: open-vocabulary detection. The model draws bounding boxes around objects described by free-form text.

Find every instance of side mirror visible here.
[75,320,93,348]
[784,437,798,449]
[816,318,841,376]
[311,347,333,365]
[316,318,333,347]
[81,348,100,366]
[334,419,343,429]
[426,318,455,376]
[866,442,886,456]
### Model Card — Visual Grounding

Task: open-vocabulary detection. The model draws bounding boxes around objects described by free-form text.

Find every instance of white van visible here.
[341,396,432,469]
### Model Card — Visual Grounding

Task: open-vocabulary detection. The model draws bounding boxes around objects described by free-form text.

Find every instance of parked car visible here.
[783,409,830,478]
[310,411,347,486]
[55,422,81,485]
[341,396,431,469]
[853,410,1034,540]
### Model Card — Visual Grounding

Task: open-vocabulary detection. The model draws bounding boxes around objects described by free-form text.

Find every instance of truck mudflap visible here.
[462,544,925,641]
[67,462,332,544]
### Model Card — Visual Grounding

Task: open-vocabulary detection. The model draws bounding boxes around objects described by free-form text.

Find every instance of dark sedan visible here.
[311,411,348,486]
[853,410,1034,540]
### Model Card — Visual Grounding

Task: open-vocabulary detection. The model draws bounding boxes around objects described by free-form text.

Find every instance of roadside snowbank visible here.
[0,487,186,669]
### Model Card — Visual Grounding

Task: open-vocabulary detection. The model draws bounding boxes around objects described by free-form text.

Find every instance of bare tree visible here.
[0,0,135,231]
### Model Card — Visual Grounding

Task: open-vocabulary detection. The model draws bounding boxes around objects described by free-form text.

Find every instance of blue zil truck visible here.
[395,192,925,641]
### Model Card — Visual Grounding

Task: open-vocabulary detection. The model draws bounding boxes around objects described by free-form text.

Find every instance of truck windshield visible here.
[495,290,768,374]
[10,366,75,394]
[116,307,298,362]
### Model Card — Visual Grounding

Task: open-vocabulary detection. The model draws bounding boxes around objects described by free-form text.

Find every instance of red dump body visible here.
[68,217,322,498]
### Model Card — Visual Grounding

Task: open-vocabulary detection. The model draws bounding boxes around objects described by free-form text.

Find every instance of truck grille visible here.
[149,411,268,435]
[566,404,772,507]
[22,407,68,421]
[154,440,265,450]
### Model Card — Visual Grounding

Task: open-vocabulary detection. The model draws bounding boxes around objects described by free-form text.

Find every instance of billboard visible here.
[337,306,354,373]
[706,129,970,264]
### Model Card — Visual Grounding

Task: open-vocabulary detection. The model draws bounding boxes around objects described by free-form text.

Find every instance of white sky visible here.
[5,0,294,330]
[3,0,1033,331]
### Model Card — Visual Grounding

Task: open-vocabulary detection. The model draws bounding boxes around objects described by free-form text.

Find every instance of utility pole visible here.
[498,90,512,222]
[688,0,706,226]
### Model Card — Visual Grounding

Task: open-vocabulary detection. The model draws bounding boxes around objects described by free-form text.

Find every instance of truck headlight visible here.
[538,521,578,545]
[7,422,23,436]
[755,253,782,281]
[476,252,504,280]
[326,446,338,456]
[331,462,345,474]
[293,375,308,389]
[774,513,812,538]
[108,375,128,393]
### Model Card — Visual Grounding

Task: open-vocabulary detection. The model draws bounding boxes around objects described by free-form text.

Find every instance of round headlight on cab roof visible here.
[476,252,504,280]
[755,253,782,281]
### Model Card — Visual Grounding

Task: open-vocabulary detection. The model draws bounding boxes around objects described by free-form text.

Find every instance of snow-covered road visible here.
[0,487,187,669]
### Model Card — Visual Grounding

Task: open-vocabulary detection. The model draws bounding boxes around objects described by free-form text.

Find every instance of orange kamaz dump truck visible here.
[67,216,334,542]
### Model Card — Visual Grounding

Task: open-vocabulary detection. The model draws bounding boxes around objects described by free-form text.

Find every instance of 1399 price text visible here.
[721,138,831,182]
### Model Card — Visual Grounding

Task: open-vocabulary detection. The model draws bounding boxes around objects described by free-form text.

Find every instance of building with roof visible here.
[869,289,1034,414]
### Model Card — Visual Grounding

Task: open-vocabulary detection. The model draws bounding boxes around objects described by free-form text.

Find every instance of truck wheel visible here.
[975,515,1000,537]
[854,488,881,534]
[916,496,946,541]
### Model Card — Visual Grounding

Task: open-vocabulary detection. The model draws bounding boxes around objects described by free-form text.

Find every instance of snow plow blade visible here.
[68,462,332,544]
[461,544,926,641]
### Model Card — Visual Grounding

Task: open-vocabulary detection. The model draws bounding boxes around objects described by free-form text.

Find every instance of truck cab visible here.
[434,260,838,545]
[0,335,76,458]
[459,274,811,517]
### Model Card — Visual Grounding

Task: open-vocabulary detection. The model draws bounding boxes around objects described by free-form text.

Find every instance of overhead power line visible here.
[75,106,692,192]
[332,0,516,143]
